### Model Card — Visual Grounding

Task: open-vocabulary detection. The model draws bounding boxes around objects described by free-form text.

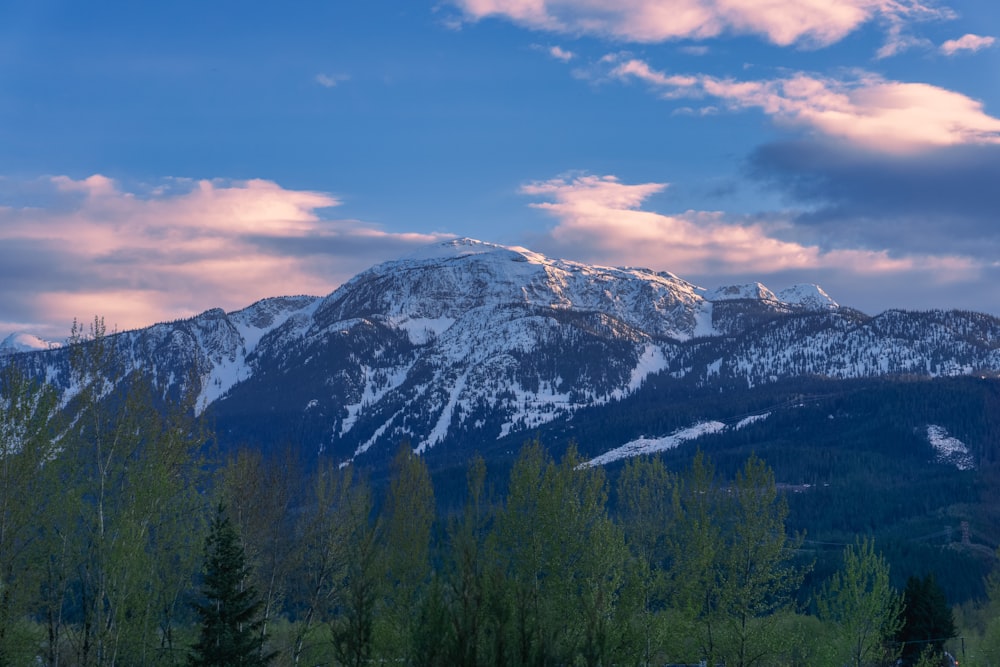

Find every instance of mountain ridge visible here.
[4,238,1000,470]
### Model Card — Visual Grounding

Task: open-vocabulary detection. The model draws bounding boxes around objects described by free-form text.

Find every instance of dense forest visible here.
[2,323,1000,666]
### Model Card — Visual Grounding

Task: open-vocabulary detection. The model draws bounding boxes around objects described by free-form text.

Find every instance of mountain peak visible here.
[777,284,839,311]
[705,282,778,302]
[401,237,528,262]
[0,332,60,356]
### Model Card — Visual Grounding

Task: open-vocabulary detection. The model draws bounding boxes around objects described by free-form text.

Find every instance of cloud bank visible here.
[449,0,948,48]
[605,57,1000,153]
[521,172,989,314]
[0,176,447,339]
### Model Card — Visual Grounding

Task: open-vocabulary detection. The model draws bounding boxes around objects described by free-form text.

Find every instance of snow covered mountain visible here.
[0,332,60,356]
[6,238,1000,469]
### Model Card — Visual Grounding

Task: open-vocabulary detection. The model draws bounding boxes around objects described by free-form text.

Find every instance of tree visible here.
[819,537,902,667]
[897,574,957,665]
[666,451,725,664]
[439,456,491,667]
[497,441,628,666]
[378,444,436,660]
[188,504,270,667]
[616,455,676,665]
[329,476,381,667]
[220,447,302,660]
[0,367,61,666]
[715,454,806,667]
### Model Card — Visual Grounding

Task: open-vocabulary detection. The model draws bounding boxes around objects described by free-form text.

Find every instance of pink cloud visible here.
[940,33,996,55]
[548,45,575,61]
[608,59,1000,152]
[0,176,449,337]
[522,174,980,279]
[449,0,946,48]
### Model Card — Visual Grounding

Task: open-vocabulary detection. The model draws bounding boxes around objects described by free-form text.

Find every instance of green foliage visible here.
[497,440,629,666]
[378,444,436,659]
[329,474,381,667]
[819,537,902,667]
[189,504,270,667]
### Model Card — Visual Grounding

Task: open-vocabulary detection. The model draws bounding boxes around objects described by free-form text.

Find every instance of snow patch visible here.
[927,425,974,470]
[692,301,715,338]
[735,412,770,429]
[609,344,669,400]
[585,421,726,467]
[393,316,455,344]
[415,368,470,454]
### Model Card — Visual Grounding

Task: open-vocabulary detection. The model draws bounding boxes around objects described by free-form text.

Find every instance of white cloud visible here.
[449,0,949,48]
[607,58,1000,152]
[548,45,574,61]
[316,73,350,88]
[0,176,448,338]
[940,33,996,55]
[522,173,979,279]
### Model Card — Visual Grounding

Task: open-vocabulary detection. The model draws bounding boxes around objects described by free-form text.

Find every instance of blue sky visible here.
[1,0,999,340]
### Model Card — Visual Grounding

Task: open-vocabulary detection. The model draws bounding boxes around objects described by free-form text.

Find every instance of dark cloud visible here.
[747,141,1000,257]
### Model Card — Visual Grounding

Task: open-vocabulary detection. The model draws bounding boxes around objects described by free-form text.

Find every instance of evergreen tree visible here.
[897,574,956,665]
[189,505,270,667]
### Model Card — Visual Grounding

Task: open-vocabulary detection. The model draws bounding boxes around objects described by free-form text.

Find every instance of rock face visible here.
[6,238,1000,467]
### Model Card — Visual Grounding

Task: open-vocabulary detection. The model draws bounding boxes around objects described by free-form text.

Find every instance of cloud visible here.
[520,173,977,278]
[748,140,1000,259]
[448,0,949,48]
[548,45,574,61]
[606,58,1000,152]
[316,73,350,88]
[0,176,448,339]
[940,33,996,55]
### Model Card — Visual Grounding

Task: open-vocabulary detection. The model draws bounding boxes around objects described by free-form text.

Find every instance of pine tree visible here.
[189,504,270,667]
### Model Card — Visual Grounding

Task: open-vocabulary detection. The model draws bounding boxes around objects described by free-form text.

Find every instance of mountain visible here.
[6,238,1000,473]
[0,332,60,356]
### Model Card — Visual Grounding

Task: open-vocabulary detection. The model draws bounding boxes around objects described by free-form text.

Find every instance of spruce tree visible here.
[189,504,270,667]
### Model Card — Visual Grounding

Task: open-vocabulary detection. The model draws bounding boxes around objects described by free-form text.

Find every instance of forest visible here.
[1,323,999,667]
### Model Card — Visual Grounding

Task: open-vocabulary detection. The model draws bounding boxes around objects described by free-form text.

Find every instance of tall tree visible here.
[188,504,270,667]
[616,455,676,665]
[667,451,725,664]
[819,537,902,667]
[220,446,301,660]
[329,476,381,667]
[720,455,806,667]
[378,444,435,660]
[897,574,957,665]
[440,456,491,667]
[498,441,628,666]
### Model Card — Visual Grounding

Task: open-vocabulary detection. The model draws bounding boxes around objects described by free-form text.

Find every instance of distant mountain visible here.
[0,332,60,356]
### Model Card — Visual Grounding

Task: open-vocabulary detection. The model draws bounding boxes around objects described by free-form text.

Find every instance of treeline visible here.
[0,322,996,666]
